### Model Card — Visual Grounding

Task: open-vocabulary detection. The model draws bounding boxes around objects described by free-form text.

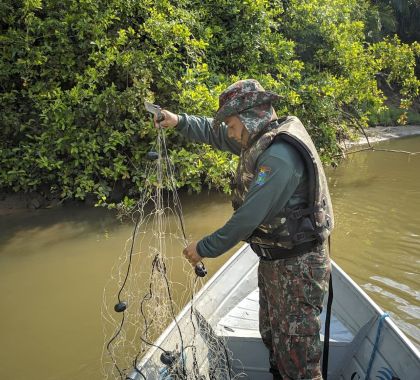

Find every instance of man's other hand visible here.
[183,241,202,267]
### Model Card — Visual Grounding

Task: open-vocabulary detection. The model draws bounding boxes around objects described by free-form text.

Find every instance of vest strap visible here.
[288,207,314,220]
[250,241,320,260]
[293,228,325,244]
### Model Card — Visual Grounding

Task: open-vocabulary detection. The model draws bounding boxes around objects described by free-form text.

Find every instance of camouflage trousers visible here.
[258,246,330,380]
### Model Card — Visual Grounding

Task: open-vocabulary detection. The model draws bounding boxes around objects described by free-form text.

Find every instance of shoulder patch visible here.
[255,166,271,186]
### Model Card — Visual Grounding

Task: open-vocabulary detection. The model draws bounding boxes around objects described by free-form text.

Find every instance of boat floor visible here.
[216,288,354,379]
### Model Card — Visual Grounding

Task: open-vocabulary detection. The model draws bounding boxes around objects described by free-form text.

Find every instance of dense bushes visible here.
[1,0,419,204]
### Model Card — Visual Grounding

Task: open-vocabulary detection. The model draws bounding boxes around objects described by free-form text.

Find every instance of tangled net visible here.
[101,126,241,379]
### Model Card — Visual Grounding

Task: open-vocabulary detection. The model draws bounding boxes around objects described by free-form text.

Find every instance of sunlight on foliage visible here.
[0,0,419,204]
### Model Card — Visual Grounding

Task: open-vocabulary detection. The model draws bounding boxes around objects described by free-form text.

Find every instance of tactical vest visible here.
[231,116,334,249]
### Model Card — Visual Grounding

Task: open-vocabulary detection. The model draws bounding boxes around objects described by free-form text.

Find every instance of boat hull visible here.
[131,244,420,379]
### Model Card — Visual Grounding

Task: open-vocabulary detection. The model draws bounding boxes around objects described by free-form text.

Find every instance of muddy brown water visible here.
[0,136,419,380]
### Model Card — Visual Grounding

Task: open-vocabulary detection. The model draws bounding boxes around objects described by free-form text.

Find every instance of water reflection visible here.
[0,193,237,380]
[329,136,420,349]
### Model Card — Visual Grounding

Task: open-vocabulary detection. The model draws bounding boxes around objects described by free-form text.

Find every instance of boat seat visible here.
[216,288,354,379]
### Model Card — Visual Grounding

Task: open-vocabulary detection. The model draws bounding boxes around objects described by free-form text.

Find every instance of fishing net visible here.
[101,125,243,379]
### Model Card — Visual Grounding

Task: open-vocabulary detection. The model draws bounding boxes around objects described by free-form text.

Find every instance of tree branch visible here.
[335,108,420,158]
[335,146,420,158]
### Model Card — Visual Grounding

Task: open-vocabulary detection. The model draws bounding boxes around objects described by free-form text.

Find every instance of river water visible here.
[0,136,419,380]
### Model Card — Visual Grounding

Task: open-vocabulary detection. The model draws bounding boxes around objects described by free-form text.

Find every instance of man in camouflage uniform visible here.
[157,79,333,379]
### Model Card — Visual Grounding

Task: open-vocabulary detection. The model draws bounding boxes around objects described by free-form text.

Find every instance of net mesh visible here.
[101,127,244,379]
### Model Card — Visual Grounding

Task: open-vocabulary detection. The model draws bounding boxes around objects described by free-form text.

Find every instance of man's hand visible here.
[154,109,179,129]
[183,241,202,267]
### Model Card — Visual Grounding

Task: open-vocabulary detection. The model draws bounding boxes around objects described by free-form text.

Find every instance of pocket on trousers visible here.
[304,263,330,308]
[287,312,320,336]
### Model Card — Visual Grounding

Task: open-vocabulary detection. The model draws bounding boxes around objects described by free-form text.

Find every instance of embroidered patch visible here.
[255,166,271,186]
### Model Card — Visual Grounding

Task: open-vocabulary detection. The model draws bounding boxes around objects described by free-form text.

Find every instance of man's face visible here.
[225,115,249,147]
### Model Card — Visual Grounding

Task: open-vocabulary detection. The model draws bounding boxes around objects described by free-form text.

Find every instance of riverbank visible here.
[0,192,97,215]
[342,125,420,149]
[2,125,420,213]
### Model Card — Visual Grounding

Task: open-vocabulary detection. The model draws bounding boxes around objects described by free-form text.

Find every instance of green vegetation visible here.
[1,0,419,205]
[369,105,420,126]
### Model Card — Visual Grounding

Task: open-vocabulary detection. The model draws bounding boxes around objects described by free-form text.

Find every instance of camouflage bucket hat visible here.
[212,79,280,130]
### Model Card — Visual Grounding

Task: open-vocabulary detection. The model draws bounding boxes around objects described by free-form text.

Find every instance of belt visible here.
[250,241,320,261]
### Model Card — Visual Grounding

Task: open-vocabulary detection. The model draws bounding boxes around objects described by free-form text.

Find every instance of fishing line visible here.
[107,122,188,377]
[102,114,238,379]
[129,367,147,380]
[155,126,187,376]
[160,126,214,378]
[158,123,232,379]
[117,211,140,305]
[160,127,188,242]
[105,209,142,379]
[106,313,126,380]
[135,256,172,352]
[185,277,201,379]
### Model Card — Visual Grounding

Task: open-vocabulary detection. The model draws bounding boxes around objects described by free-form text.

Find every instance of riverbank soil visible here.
[0,191,95,215]
[344,125,420,148]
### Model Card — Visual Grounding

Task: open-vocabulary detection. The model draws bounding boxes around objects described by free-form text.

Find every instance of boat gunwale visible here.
[332,259,420,359]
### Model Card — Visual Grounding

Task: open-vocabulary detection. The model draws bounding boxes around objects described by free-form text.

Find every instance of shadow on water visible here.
[0,205,123,252]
